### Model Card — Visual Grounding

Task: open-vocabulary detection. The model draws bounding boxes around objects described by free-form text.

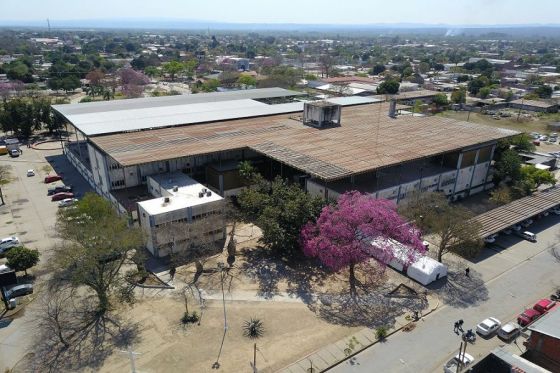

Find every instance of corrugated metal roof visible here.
[52,88,305,136]
[472,187,560,238]
[90,102,517,180]
[528,307,560,340]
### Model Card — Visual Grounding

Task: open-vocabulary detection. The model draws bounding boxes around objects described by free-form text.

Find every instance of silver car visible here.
[0,236,20,253]
[4,284,34,299]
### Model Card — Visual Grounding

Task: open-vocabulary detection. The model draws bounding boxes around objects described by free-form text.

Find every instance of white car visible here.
[0,236,20,253]
[476,317,501,336]
[26,169,35,177]
[58,198,78,208]
[498,322,520,341]
[443,353,474,373]
[484,234,497,244]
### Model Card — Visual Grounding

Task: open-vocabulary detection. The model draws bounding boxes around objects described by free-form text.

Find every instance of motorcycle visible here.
[462,329,476,343]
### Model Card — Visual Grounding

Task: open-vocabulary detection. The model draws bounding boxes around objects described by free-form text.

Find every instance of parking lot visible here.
[0,145,93,372]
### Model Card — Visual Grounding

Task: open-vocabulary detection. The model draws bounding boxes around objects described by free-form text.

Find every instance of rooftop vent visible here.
[303,101,341,128]
[206,191,212,197]
[172,185,178,192]
[163,197,170,203]
[198,192,204,198]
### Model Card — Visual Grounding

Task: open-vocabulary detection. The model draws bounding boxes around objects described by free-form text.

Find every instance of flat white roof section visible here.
[53,88,305,136]
[138,173,223,216]
[53,88,379,136]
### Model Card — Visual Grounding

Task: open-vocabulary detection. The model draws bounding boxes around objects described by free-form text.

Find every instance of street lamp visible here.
[213,262,228,370]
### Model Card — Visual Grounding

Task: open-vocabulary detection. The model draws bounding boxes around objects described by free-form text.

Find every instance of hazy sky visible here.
[3,0,560,25]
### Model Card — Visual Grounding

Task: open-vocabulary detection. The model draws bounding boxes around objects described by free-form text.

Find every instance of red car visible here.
[533,299,557,314]
[51,192,74,201]
[44,175,63,184]
[517,308,542,326]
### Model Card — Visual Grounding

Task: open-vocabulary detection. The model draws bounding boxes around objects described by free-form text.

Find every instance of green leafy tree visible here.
[450,88,466,104]
[399,192,483,262]
[370,64,386,75]
[54,193,145,314]
[6,246,40,275]
[433,93,449,107]
[162,60,185,81]
[237,163,324,257]
[534,85,553,99]
[494,149,522,184]
[237,74,257,87]
[478,87,491,99]
[377,79,400,94]
[520,165,557,189]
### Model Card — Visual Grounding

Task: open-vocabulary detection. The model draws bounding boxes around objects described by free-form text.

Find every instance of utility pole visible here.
[253,343,257,373]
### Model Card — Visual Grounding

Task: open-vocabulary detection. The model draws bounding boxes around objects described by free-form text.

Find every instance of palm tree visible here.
[242,318,264,339]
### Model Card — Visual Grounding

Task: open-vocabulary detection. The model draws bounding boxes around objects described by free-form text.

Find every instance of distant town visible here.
[0,24,560,373]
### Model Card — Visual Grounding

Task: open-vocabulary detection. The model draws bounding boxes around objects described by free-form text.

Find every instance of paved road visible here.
[330,216,560,373]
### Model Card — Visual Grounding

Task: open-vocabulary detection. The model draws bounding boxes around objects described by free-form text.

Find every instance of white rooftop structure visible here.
[53,88,381,136]
[138,173,223,216]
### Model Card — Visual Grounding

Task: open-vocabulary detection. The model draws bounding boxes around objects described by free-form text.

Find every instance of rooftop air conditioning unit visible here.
[206,191,212,197]
[163,197,170,203]
[173,185,178,192]
[303,101,342,128]
[198,192,204,198]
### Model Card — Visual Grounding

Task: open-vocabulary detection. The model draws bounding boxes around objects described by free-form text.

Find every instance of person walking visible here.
[453,321,459,333]
[465,267,470,277]
[458,319,464,332]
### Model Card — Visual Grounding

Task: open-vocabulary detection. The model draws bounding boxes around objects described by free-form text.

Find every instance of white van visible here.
[519,231,537,242]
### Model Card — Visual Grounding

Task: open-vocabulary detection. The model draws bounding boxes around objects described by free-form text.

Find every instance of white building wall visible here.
[471,161,490,187]
[87,144,109,194]
[455,166,475,193]
[439,171,457,195]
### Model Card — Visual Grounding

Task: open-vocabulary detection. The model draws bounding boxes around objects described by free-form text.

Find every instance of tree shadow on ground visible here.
[307,266,428,328]
[239,246,328,303]
[427,260,488,308]
[26,293,141,373]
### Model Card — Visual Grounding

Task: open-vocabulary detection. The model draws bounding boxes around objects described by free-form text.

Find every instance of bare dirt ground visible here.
[97,224,430,373]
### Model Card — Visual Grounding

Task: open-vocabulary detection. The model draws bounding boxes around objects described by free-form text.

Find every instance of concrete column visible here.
[452,153,464,196]
[484,144,497,185]
[467,149,481,195]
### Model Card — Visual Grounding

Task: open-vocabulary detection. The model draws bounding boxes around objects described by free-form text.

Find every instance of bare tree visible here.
[399,192,483,262]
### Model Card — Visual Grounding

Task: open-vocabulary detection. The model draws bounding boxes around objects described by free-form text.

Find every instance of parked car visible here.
[47,185,73,195]
[517,231,537,242]
[9,149,19,157]
[484,234,497,244]
[26,169,35,177]
[517,308,542,326]
[552,207,560,215]
[44,175,63,184]
[533,299,556,314]
[443,353,474,373]
[58,198,78,208]
[0,236,20,253]
[502,228,513,235]
[0,264,12,274]
[476,317,501,336]
[498,322,520,342]
[51,192,74,201]
[511,224,522,232]
[4,284,33,299]
[521,219,533,227]
[533,140,540,146]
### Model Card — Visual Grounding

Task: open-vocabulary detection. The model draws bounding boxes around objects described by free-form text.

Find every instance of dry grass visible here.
[438,110,549,133]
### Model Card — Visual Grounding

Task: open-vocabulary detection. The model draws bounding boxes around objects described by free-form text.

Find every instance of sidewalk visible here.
[277,294,440,373]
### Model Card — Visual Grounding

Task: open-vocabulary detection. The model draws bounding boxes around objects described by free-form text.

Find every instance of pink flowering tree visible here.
[300,191,426,297]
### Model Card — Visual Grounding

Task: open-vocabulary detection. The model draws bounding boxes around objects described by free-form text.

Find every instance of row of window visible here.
[111,180,125,187]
